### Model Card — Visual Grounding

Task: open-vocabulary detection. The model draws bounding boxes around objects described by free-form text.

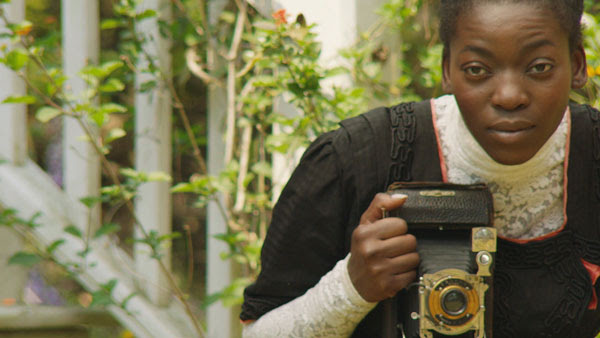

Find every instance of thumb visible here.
[360,193,408,224]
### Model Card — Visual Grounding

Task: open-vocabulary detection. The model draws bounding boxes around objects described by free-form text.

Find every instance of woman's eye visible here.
[464,66,488,77]
[529,63,553,74]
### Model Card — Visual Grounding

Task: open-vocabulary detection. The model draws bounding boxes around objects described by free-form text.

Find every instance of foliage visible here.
[574,12,600,108]
[342,0,443,105]
[172,3,375,308]
[0,206,132,313]
[0,0,203,335]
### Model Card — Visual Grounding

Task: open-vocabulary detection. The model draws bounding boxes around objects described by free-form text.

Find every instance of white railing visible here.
[0,1,193,337]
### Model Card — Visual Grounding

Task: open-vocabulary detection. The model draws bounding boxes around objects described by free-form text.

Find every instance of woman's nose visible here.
[490,72,530,111]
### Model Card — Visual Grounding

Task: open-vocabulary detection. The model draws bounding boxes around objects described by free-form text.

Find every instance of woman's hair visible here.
[439,0,585,52]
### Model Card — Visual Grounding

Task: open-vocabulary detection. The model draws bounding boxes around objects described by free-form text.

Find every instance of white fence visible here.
[0,0,192,337]
[0,0,388,337]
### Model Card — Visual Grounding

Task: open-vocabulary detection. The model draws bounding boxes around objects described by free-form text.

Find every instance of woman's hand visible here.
[347,193,419,302]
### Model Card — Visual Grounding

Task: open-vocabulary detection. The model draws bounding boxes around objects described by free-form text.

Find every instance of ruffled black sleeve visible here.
[240,127,356,321]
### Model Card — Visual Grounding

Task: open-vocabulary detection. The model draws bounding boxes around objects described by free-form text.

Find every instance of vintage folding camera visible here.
[385,182,496,338]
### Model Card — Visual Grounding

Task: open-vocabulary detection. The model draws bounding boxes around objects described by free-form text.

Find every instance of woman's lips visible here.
[490,120,534,132]
[488,121,535,143]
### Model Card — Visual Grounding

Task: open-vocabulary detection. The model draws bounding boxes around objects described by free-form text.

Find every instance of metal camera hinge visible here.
[416,227,497,338]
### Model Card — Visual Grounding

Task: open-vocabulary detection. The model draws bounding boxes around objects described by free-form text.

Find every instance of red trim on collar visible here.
[582,259,600,310]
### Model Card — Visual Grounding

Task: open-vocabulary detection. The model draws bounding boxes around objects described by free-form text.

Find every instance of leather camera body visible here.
[385,182,496,338]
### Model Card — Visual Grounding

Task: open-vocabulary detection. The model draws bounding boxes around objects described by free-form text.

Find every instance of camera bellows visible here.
[417,234,476,275]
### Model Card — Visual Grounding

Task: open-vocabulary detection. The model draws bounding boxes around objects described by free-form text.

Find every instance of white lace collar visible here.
[433,95,568,239]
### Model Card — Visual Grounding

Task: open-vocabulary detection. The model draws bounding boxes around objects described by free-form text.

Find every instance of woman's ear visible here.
[442,49,453,93]
[571,44,588,89]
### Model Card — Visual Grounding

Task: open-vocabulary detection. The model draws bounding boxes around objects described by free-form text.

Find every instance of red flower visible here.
[272,9,287,25]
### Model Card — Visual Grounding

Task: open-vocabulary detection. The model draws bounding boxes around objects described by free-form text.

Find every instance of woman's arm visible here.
[241,126,419,335]
[242,255,376,338]
[243,193,419,337]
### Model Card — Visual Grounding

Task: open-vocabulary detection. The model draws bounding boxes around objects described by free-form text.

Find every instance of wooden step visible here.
[0,305,119,332]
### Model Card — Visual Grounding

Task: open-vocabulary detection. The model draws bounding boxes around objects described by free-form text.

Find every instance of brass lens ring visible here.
[427,277,480,327]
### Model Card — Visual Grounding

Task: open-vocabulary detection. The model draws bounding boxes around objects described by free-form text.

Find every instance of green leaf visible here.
[253,20,277,32]
[99,78,125,93]
[203,291,222,307]
[99,81,124,96]
[77,247,90,258]
[120,292,137,310]
[139,80,157,92]
[251,161,272,178]
[46,239,66,254]
[119,168,139,179]
[64,225,83,239]
[2,95,36,104]
[10,20,33,35]
[137,9,157,20]
[80,196,103,208]
[79,66,103,81]
[81,88,97,100]
[102,279,118,292]
[89,110,107,127]
[209,277,252,307]
[99,103,128,114]
[35,106,62,123]
[90,290,114,308]
[100,19,123,30]
[5,48,29,71]
[105,128,126,144]
[220,11,236,24]
[25,212,42,228]
[214,233,239,246]
[101,61,124,75]
[8,251,41,267]
[80,61,123,80]
[171,182,195,193]
[94,223,121,238]
[147,171,172,182]
[158,232,181,242]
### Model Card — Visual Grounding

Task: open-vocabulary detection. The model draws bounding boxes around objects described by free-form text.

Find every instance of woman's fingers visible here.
[352,220,415,256]
[349,248,420,301]
[380,233,418,258]
[348,192,419,302]
[360,193,408,224]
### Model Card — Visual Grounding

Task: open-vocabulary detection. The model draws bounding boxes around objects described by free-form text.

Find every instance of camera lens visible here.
[441,289,467,316]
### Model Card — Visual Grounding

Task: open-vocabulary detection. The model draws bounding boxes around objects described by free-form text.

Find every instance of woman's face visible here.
[442,2,587,165]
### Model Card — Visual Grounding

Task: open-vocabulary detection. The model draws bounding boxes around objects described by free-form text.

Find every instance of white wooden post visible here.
[356,0,400,107]
[134,0,173,306]
[206,88,234,338]
[61,0,101,232]
[0,0,28,304]
[270,100,302,202]
[0,0,26,166]
[205,0,240,336]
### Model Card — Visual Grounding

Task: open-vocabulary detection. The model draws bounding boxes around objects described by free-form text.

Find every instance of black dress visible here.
[241,100,600,338]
